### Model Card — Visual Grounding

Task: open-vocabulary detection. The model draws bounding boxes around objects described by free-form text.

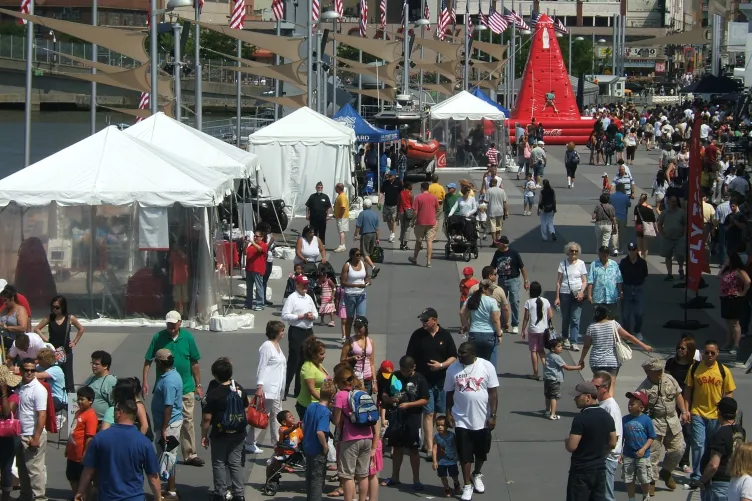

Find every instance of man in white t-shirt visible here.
[445,342,499,501]
[592,371,622,501]
[7,332,50,364]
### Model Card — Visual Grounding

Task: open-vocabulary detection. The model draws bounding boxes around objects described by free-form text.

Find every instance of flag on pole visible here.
[334,0,343,18]
[450,0,456,27]
[424,1,431,30]
[486,4,507,34]
[504,8,528,30]
[529,11,540,29]
[230,0,245,29]
[686,116,710,291]
[437,0,451,40]
[478,0,487,29]
[19,0,29,24]
[312,0,320,23]
[466,0,473,39]
[554,18,568,34]
[379,0,386,28]
[196,0,204,13]
[135,93,150,123]
[359,0,367,36]
[272,0,284,19]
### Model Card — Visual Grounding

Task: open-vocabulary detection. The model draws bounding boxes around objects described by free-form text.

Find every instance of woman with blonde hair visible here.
[728,442,752,501]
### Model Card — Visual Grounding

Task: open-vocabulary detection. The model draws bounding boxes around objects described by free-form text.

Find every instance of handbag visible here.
[54,316,71,364]
[562,260,583,302]
[0,415,20,438]
[246,396,269,429]
[636,208,656,237]
[612,320,633,364]
[404,208,415,221]
[370,245,384,264]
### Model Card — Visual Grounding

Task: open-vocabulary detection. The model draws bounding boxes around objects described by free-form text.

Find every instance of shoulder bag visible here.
[563,260,583,302]
[54,316,71,364]
[0,404,19,438]
[612,320,633,364]
[636,208,656,237]
[246,396,269,429]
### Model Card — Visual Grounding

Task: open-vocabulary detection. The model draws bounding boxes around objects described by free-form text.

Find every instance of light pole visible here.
[172,22,183,121]
[91,0,97,135]
[149,0,193,117]
[592,36,606,79]
[321,10,340,116]
[415,17,429,136]
[572,36,585,77]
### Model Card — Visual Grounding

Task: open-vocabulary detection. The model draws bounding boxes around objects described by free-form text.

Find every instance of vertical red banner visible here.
[687,117,706,292]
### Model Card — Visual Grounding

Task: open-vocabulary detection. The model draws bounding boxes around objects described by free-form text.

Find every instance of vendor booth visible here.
[248,106,356,218]
[0,126,233,322]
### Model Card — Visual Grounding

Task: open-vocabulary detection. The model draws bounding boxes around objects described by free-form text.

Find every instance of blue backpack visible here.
[218,381,248,434]
[347,390,379,427]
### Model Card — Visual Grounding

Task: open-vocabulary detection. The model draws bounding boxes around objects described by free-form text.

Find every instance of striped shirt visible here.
[486,148,499,166]
[585,320,621,368]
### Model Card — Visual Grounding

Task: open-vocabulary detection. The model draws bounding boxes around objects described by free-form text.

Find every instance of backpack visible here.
[729,424,746,460]
[347,390,379,427]
[218,381,248,434]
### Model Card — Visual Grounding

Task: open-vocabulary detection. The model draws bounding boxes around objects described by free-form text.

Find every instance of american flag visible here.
[230,0,245,29]
[437,0,451,40]
[272,0,284,20]
[334,0,343,18]
[423,1,430,30]
[504,8,528,30]
[529,10,540,29]
[359,0,367,36]
[465,1,472,39]
[19,0,29,24]
[450,0,456,27]
[135,93,149,123]
[477,1,486,29]
[312,0,319,23]
[486,5,506,34]
[554,17,568,34]
[146,6,151,27]
[196,0,204,13]
[379,0,386,27]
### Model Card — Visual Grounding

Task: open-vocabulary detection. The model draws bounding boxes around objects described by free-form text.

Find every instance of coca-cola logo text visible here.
[543,129,562,136]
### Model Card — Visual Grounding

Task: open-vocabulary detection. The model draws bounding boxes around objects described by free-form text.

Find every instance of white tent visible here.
[125,112,261,180]
[248,107,356,218]
[0,126,233,207]
[429,90,507,121]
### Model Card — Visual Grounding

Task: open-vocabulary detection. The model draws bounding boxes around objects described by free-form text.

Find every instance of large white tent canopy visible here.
[0,126,233,207]
[429,90,507,121]
[125,112,261,180]
[248,107,356,217]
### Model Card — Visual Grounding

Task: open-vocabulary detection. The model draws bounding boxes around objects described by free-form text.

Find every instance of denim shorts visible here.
[424,382,446,415]
[437,464,459,478]
[344,292,367,317]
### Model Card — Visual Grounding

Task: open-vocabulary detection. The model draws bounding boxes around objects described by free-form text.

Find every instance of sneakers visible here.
[571,343,580,352]
[245,444,263,454]
[549,414,561,420]
[333,245,346,253]
[408,257,417,265]
[461,484,474,501]
[730,347,739,356]
[562,339,572,350]
[388,233,395,242]
[471,473,485,493]
[510,326,519,334]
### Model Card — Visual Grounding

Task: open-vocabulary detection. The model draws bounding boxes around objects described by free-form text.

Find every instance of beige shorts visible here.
[337,438,372,479]
[337,218,350,233]
[489,216,503,233]
[622,456,653,485]
[173,282,189,303]
[414,224,437,242]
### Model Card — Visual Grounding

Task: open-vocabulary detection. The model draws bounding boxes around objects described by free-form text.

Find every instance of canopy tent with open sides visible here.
[430,90,507,121]
[332,104,400,143]
[248,107,356,218]
[0,126,234,323]
[471,87,510,116]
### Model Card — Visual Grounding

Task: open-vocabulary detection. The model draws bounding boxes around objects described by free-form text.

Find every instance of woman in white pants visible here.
[247,320,287,453]
[537,179,557,241]
[593,193,617,253]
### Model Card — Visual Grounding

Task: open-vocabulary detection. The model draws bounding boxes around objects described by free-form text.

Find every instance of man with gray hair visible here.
[354,198,381,278]
[635,358,688,495]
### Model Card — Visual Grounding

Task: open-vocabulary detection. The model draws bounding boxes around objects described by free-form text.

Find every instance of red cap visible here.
[462,266,474,276]
[626,391,649,408]
[379,360,394,373]
[295,275,310,285]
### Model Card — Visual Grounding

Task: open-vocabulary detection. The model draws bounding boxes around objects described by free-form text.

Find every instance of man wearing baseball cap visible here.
[564,382,617,501]
[693,397,746,494]
[281,274,318,399]
[379,170,403,244]
[490,236,529,334]
[143,311,204,467]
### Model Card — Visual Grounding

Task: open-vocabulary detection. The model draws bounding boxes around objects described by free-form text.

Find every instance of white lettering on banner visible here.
[543,129,563,136]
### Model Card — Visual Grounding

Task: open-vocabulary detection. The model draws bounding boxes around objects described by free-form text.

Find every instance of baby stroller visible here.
[261,443,307,496]
[301,261,337,308]
[444,214,479,262]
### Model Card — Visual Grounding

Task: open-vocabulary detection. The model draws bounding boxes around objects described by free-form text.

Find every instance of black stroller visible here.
[260,443,307,496]
[444,214,479,262]
[302,261,337,308]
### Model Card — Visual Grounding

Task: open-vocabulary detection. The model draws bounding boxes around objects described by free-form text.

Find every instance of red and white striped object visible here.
[229,0,245,29]
[135,92,149,123]
[486,5,507,34]
[466,2,472,39]
[272,0,284,20]
[359,0,367,36]
[312,0,320,23]
[437,0,450,40]
[423,1,430,29]
[379,0,386,28]
[19,0,30,24]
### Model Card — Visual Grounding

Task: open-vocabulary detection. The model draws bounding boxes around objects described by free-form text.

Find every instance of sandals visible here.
[380,479,401,487]
[327,489,344,497]
[328,321,335,327]
[526,374,541,381]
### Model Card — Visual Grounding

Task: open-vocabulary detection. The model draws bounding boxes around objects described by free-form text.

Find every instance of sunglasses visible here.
[705,350,718,355]
[20,368,35,373]
[569,250,579,254]
[51,305,61,310]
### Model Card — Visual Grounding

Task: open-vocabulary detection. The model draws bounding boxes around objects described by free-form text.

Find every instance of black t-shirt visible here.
[634,205,656,223]
[380,179,403,207]
[619,256,648,286]
[305,193,332,220]
[664,357,692,392]
[405,326,458,385]
[202,380,250,439]
[700,424,746,482]
[491,249,524,280]
[383,371,429,416]
[569,405,616,473]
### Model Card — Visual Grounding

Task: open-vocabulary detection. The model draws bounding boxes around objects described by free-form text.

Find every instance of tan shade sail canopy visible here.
[629,28,709,46]
[410,36,462,61]
[102,102,174,119]
[347,87,397,101]
[471,59,503,77]
[332,33,405,63]
[471,40,507,61]
[57,63,173,98]
[423,82,457,95]
[0,8,148,63]
[55,52,129,73]
[254,94,307,108]
[219,61,306,88]
[470,79,499,91]
[190,19,304,61]
[413,59,460,82]
[337,59,398,87]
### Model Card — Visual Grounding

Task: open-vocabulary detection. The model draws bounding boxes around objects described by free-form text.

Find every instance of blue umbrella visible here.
[332,104,400,143]
[471,87,509,116]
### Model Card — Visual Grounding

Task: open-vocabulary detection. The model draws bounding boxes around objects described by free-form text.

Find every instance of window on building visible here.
[594,16,609,27]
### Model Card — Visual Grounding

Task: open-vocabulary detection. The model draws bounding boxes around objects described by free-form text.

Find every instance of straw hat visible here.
[0,365,21,388]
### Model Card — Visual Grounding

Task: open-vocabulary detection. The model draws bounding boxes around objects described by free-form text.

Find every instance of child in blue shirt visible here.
[302,381,335,501]
[622,391,656,501]
[432,416,460,497]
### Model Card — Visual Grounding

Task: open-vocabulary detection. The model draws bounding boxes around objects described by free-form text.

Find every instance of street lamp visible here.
[521,29,532,36]
[321,10,340,115]
[591,36,606,79]
[415,16,429,136]
[149,0,193,115]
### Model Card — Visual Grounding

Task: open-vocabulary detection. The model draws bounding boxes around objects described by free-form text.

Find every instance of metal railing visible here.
[202,117,275,142]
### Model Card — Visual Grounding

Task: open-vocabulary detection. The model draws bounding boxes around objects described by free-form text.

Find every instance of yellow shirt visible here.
[428,183,446,203]
[334,192,350,219]
[685,360,736,419]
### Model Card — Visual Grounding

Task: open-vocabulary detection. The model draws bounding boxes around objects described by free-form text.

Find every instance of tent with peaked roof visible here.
[248,107,356,218]
[429,91,506,121]
[471,87,510,116]
[332,104,400,143]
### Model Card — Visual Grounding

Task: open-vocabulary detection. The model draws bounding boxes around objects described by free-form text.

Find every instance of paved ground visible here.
[35,144,748,501]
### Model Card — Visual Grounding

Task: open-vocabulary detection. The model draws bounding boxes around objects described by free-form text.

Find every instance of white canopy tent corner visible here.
[429,90,507,121]
[0,125,234,323]
[248,106,357,218]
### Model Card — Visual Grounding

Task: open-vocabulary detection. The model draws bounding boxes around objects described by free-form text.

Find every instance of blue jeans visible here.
[559,293,583,344]
[620,285,645,333]
[424,382,447,414]
[245,272,264,309]
[469,331,498,369]
[701,481,730,501]
[499,276,521,327]
[691,415,719,480]
[604,458,618,501]
[344,292,367,317]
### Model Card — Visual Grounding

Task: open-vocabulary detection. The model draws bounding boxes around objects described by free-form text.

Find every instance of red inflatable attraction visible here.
[508,14,594,145]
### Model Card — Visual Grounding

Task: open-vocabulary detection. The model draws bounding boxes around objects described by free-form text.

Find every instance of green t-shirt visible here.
[296,361,329,408]
[144,328,201,394]
[83,374,117,420]
[443,193,461,217]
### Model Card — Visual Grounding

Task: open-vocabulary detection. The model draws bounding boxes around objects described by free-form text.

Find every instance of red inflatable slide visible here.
[507,14,594,145]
